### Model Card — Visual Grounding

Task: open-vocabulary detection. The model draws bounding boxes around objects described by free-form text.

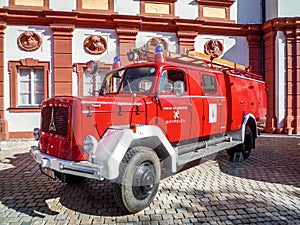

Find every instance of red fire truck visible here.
[30,46,266,213]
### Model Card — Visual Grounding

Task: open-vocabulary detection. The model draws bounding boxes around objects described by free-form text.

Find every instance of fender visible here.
[93,125,177,180]
[228,113,257,142]
[241,113,258,141]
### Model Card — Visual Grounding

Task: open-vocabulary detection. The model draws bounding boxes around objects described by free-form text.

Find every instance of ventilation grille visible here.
[41,106,69,137]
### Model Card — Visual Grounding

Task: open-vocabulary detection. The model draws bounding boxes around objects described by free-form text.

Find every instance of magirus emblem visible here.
[49,107,56,131]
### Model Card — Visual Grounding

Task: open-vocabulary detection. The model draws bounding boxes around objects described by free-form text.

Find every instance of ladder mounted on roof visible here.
[127,46,263,81]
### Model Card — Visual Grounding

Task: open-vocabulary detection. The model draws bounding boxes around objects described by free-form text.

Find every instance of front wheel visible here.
[113,147,161,213]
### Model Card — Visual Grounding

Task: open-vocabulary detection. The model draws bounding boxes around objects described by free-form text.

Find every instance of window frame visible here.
[8,0,49,10]
[76,0,115,14]
[74,62,112,96]
[196,0,235,22]
[140,0,177,18]
[159,69,187,95]
[8,58,50,112]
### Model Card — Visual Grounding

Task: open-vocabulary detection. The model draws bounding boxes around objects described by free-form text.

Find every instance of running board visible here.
[176,140,242,169]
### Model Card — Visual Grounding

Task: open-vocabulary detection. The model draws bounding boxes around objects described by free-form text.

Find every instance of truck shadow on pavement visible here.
[0,152,129,218]
[216,135,300,188]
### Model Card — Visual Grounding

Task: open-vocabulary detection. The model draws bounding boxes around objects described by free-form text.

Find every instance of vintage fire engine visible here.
[30,46,266,213]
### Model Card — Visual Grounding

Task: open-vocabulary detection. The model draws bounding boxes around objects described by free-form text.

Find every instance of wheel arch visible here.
[242,114,257,148]
[129,136,174,171]
[95,125,176,180]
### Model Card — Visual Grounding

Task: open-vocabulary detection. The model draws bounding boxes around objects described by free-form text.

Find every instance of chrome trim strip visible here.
[30,147,104,180]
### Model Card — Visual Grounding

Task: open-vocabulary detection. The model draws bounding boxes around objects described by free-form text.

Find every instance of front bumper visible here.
[30,146,104,180]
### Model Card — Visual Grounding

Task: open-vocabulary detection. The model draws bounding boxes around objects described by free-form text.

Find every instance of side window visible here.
[159,69,186,95]
[202,75,217,94]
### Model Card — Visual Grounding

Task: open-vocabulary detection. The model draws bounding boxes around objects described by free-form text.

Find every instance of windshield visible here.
[100,66,156,95]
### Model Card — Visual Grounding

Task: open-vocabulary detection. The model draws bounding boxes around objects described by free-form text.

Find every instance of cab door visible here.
[156,68,191,144]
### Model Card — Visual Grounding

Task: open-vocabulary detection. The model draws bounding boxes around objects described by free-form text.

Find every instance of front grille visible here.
[41,106,69,136]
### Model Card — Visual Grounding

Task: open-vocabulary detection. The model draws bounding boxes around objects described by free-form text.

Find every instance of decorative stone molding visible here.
[176,30,197,53]
[84,35,107,55]
[116,27,139,43]
[0,22,7,32]
[17,31,42,52]
[50,24,75,34]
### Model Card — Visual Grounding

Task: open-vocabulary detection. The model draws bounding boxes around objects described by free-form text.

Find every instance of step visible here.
[176,140,242,168]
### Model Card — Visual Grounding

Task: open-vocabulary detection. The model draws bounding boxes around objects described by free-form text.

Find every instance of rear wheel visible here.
[241,126,254,159]
[227,126,254,160]
[113,147,161,213]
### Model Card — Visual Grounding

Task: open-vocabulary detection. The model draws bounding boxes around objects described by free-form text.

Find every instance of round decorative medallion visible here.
[17,31,42,52]
[147,37,168,51]
[204,39,224,59]
[84,35,107,55]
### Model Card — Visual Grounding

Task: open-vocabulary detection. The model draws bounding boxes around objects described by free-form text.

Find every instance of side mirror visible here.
[163,83,173,92]
[174,81,185,97]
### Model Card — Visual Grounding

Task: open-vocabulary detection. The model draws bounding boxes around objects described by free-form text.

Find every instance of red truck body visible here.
[31,48,267,213]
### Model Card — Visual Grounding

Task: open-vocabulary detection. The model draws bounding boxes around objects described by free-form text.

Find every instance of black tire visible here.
[113,147,161,213]
[227,126,254,160]
[54,171,86,184]
[241,126,253,159]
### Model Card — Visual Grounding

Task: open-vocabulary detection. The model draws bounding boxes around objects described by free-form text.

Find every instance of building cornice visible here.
[263,17,300,32]
[0,8,262,36]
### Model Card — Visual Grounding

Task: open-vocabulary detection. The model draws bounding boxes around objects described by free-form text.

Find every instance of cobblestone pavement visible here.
[0,134,299,225]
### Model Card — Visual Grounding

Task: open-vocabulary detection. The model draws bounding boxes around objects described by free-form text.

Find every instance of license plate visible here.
[40,166,56,180]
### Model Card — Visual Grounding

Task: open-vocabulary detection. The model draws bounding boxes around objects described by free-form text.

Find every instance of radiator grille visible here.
[41,106,69,136]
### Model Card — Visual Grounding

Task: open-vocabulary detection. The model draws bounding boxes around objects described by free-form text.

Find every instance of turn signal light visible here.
[130,124,137,133]
[33,128,40,141]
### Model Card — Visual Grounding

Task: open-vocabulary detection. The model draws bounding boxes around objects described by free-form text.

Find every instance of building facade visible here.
[0,0,299,140]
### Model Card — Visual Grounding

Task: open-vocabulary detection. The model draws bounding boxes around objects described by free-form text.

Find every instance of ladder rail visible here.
[127,46,263,81]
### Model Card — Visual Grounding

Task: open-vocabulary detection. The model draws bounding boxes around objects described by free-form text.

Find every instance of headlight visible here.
[83,135,97,156]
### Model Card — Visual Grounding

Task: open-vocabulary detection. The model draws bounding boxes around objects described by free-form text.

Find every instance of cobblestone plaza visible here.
[0,134,299,225]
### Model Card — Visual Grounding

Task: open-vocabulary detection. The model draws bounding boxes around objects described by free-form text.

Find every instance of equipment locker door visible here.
[201,73,226,136]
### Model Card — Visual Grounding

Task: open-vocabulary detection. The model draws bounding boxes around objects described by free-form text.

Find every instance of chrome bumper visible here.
[30,146,104,180]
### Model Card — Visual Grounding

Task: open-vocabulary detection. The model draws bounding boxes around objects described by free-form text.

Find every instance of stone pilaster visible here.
[247,34,262,76]
[0,22,8,140]
[263,23,277,133]
[176,30,198,54]
[285,28,300,134]
[116,27,139,66]
[50,24,75,96]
